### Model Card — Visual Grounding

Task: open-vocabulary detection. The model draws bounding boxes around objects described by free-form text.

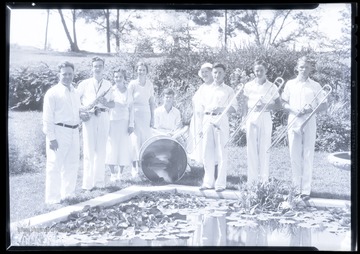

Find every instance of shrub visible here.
[316,100,351,152]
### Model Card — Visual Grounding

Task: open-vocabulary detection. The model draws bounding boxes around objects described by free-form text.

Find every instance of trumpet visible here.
[267,84,332,152]
[226,77,285,146]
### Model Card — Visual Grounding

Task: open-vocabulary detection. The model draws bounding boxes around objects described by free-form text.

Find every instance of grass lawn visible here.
[8,111,351,223]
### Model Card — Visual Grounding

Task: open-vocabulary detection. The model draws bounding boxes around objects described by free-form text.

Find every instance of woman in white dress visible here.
[128,62,156,177]
[187,63,214,165]
[106,68,134,182]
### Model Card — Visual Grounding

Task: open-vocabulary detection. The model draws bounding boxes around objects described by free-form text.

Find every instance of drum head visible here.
[139,136,187,183]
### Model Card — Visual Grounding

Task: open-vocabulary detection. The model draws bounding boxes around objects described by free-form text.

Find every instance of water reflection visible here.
[74,211,350,250]
[188,213,227,246]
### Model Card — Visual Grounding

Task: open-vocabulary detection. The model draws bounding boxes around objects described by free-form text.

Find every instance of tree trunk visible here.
[106,9,111,53]
[72,10,79,50]
[44,9,50,50]
[224,9,228,52]
[115,9,120,52]
[58,9,80,52]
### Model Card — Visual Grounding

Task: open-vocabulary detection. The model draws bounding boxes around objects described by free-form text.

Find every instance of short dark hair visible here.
[113,67,127,80]
[58,61,74,71]
[136,61,149,73]
[162,88,175,96]
[92,56,105,65]
[297,56,316,68]
[253,59,268,70]
[212,63,226,71]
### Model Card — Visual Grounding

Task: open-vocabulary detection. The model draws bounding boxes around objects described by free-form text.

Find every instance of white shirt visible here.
[42,83,81,140]
[243,79,279,109]
[154,105,182,133]
[200,82,238,113]
[109,86,134,127]
[76,77,113,109]
[282,77,324,113]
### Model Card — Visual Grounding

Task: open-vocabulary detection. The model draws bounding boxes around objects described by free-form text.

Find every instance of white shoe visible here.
[116,171,122,181]
[110,173,118,183]
[131,167,139,178]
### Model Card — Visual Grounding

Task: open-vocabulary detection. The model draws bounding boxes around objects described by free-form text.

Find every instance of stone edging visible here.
[10,184,351,232]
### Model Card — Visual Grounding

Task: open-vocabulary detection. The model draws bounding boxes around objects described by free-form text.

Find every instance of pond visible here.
[37,192,350,251]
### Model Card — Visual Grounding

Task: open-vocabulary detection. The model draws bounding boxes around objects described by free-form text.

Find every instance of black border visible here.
[4,1,358,252]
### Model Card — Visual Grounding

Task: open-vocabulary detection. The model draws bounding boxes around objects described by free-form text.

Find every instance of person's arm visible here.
[175,109,183,131]
[149,86,155,128]
[128,102,135,134]
[42,90,58,150]
[153,107,159,129]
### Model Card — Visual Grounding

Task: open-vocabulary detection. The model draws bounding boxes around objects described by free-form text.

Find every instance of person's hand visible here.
[80,111,91,122]
[49,139,58,151]
[128,126,134,134]
[150,118,154,128]
[298,104,313,116]
[211,106,224,115]
[98,97,107,106]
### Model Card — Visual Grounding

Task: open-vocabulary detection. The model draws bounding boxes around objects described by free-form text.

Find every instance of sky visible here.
[7,3,351,53]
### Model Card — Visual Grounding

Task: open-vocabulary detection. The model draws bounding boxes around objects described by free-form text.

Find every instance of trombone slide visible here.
[226,77,285,147]
[267,84,332,152]
[211,83,244,129]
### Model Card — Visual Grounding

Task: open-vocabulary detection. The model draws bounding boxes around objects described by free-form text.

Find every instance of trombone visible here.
[267,84,332,152]
[226,77,285,146]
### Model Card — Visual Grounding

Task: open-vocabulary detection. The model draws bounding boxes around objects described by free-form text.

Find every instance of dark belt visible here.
[205,112,221,116]
[96,108,107,112]
[56,123,79,129]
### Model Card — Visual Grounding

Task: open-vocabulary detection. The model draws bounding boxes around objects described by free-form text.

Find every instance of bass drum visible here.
[139,135,188,183]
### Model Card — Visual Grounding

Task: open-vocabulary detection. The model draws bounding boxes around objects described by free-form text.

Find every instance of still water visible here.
[67,210,351,251]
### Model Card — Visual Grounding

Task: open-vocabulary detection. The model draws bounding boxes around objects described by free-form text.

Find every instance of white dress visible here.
[105,86,134,166]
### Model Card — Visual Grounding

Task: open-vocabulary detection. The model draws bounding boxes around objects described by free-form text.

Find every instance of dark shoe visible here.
[215,187,226,192]
[199,186,213,191]
[300,194,311,201]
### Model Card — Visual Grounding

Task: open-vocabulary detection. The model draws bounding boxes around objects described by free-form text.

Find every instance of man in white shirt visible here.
[153,88,182,136]
[42,61,81,204]
[281,56,328,201]
[76,57,114,191]
[198,63,238,192]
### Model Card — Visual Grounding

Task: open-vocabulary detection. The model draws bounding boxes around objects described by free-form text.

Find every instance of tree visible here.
[79,9,137,53]
[225,9,322,49]
[58,9,80,52]
[44,9,50,50]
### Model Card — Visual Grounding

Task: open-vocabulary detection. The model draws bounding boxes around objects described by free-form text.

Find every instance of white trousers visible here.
[287,115,317,195]
[82,112,110,190]
[45,126,79,204]
[246,112,272,184]
[201,115,229,189]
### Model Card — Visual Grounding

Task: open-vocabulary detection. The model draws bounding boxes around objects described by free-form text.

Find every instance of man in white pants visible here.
[243,60,281,185]
[77,57,114,191]
[198,63,238,192]
[281,56,327,201]
[42,61,81,204]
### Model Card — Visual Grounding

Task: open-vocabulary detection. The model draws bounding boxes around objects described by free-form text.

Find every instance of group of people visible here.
[186,56,328,199]
[42,57,185,204]
[42,55,328,205]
